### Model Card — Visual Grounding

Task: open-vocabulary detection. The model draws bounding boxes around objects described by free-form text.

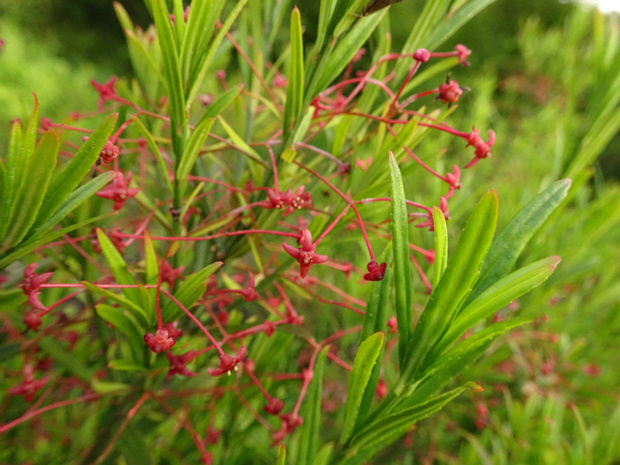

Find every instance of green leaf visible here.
[180,0,213,86]
[426,0,496,50]
[175,117,214,197]
[3,130,60,250]
[26,171,115,245]
[469,179,571,303]
[0,120,23,239]
[162,261,223,321]
[434,256,561,357]
[344,385,469,464]
[91,379,132,394]
[398,191,498,391]
[108,359,147,372]
[39,337,95,383]
[151,0,186,132]
[34,114,118,229]
[314,0,335,53]
[83,282,150,327]
[341,332,385,445]
[283,7,304,136]
[144,231,159,285]
[297,346,329,465]
[408,319,531,404]
[311,10,387,99]
[0,212,113,271]
[389,152,412,367]
[432,205,448,289]
[277,444,286,465]
[202,84,243,119]
[96,228,141,311]
[131,115,174,196]
[96,304,145,364]
[186,0,248,107]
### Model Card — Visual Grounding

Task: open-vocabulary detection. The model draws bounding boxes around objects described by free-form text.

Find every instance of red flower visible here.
[282,229,328,279]
[144,329,176,353]
[91,76,119,110]
[8,365,49,402]
[163,321,183,339]
[97,140,120,165]
[20,263,53,312]
[96,172,138,210]
[160,261,185,289]
[24,309,43,332]
[364,260,387,282]
[208,346,246,377]
[166,350,196,378]
[455,44,472,66]
[437,78,463,105]
[464,126,496,168]
[264,397,284,416]
[239,273,258,302]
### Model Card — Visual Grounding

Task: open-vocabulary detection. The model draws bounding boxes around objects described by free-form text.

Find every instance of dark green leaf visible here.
[297,346,329,465]
[469,179,571,303]
[389,152,412,367]
[283,7,304,136]
[341,332,385,445]
[34,114,118,229]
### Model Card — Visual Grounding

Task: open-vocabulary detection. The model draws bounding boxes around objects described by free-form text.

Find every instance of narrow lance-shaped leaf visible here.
[342,384,474,465]
[96,228,141,308]
[0,120,23,240]
[175,117,214,199]
[0,212,114,271]
[131,115,174,196]
[433,256,561,357]
[432,205,448,289]
[83,281,150,327]
[398,191,498,392]
[468,178,571,304]
[297,346,329,465]
[283,7,304,137]
[341,332,385,445]
[180,0,213,86]
[162,261,223,321]
[96,304,145,364]
[151,0,186,136]
[389,152,412,367]
[186,0,248,107]
[34,113,118,229]
[25,171,115,244]
[3,130,60,251]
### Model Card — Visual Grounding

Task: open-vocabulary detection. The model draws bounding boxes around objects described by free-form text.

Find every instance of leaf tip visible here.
[465,381,485,392]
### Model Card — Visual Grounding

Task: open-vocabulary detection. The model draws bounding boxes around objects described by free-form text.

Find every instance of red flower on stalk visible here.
[144,329,176,353]
[364,260,387,281]
[8,364,49,402]
[437,78,464,105]
[91,76,119,110]
[160,261,185,289]
[97,140,120,165]
[20,263,53,312]
[208,346,246,377]
[264,397,284,416]
[166,350,196,378]
[463,126,496,168]
[455,44,472,66]
[96,171,138,210]
[282,229,328,279]
[239,273,258,302]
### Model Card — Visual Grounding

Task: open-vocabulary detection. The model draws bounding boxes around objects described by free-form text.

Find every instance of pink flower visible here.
[8,365,49,402]
[20,263,53,312]
[160,261,185,289]
[91,76,119,110]
[264,397,284,415]
[437,78,463,105]
[455,44,472,66]
[208,346,246,377]
[97,140,120,165]
[413,48,430,62]
[96,172,138,210]
[364,260,387,282]
[24,309,43,332]
[282,229,328,279]
[144,329,176,353]
[166,350,196,378]
[464,126,496,168]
